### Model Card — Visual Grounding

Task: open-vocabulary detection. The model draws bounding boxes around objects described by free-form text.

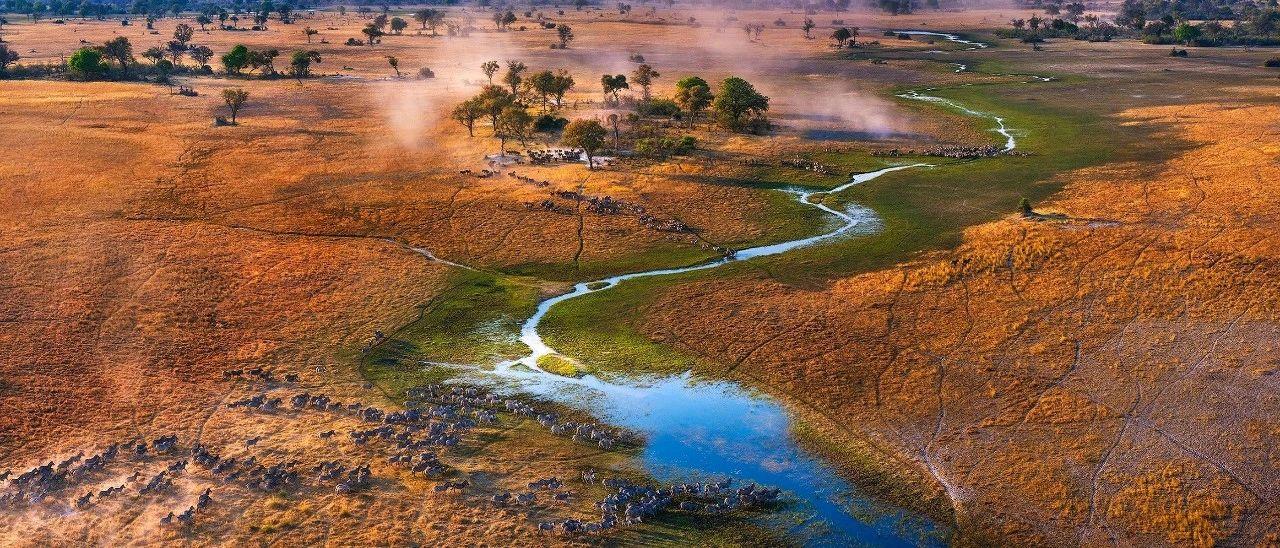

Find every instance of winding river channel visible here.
[433,34,1023,546]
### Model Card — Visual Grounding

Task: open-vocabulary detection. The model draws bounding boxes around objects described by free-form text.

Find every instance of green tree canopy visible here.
[561,119,608,169]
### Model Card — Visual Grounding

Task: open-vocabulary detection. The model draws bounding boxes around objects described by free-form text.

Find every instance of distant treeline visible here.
[1115,0,1280,45]
[1014,0,1279,46]
[1,0,981,20]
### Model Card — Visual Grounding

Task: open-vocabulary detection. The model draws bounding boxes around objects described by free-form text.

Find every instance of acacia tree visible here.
[831,27,851,47]
[481,60,499,84]
[143,46,165,66]
[289,49,321,80]
[414,8,444,35]
[601,74,628,104]
[548,69,574,108]
[362,23,383,45]
[451,98,484,136]
[712,76,769,131]
[173,23,194,47]
[167,40,187,65]
[304,26,318,42]
[631,64,659,100]
[222,44,249,74]
[674,76,713,128]
[222,88,248,123]
[503,60,526,94]
[189,45,214,68]
[557,24,574,47]
[102,36,133,76]
[802,17,815,38]
[477,85,515,131]
[386,55,401,77]
[561,119,608,169]
[0,43,18,71]
[390,16,408,34]
[494,104,532,152]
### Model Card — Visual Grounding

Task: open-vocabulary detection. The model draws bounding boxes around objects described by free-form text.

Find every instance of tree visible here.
[390,16,408,34]
[143,46,166,65]
[246,48,279,75]
[189,45,214,68]
[414,8,444,35]
[362,23,383,45]
[173,22,194,46]
[802,18,815,38]
[222,88,248,123]
[494,104,532,152]
[304,27,318,43]
[632,64,659,100]
[1114,0,1146,30]
[831,27,851,47]
[386,55,400,77]
[1173,22,1201,44]
[674,80,713,128]
[167,40,187,65]
[0,43,18,71]
[451,98,484,136]
[493,9,515,30]
[67,47,108,78]
[557,23,574,47]
[528,70,557,111]
[561,119,608,169]
[222,44,249,74]
[601,74,628,104]
[102,36,133,76]
[1019,197,1033,217]
[549,70,574,108]
[712,76,769,131]
[289,49,320,79]
[503,60,526,95]
[481,60,499,84]
[477,85,515,130]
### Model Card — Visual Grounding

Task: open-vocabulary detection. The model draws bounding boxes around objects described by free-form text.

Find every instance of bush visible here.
[636,98,680,118]
[417,67,435,79]
[345,38,364,46]
[67,47,108,79]
[634,135,696,158]
[533,114,568,132]
[1265,57,1280,68]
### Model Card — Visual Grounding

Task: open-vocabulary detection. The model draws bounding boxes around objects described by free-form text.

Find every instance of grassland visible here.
[2,5,1279,547]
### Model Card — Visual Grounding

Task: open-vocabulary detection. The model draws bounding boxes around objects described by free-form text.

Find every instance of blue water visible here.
[425,30,1033,543]
[465,370,947,546]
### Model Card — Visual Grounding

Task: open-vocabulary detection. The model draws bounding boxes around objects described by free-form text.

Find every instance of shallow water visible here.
[438,32,1029,545]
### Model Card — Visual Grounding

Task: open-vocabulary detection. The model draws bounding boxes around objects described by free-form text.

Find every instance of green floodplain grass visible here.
[354,40,1179,543]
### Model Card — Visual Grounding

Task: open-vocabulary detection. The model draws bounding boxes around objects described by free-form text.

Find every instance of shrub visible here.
[533,114,568,132]
[345,38,364,46]
[636,98,680,117]
[417,67,435,79]
[634,135,696,158]
[67,47,108,79]
[1265,57,1280,68]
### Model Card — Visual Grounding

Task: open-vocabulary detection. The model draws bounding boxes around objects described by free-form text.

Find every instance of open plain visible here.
[1,1,1278,546]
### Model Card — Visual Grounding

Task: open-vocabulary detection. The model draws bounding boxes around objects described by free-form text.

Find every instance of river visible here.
[436,35,1024,546]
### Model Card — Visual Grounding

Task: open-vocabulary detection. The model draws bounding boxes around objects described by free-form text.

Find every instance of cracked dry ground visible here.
[636,102,1280,546]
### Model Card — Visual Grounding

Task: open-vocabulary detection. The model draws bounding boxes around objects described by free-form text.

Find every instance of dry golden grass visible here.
[636,102,1280,545]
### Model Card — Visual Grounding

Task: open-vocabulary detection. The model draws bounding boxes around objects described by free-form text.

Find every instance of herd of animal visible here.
[0,377,784,537]
[874,144,1029,158]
